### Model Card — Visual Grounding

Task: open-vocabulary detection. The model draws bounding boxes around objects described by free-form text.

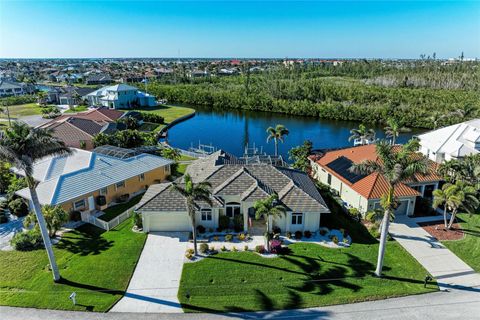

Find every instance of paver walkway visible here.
[110,232,189,313]
[390,216,480,291]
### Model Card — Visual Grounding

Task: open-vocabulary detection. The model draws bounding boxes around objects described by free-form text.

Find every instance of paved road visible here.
[110,232,189,313]
[2,287,480,320]
[390,216,480,290]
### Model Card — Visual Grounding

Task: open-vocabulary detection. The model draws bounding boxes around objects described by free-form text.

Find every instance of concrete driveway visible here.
[110,232,189,313]
[0,214,25,251]
[390,216,480,291]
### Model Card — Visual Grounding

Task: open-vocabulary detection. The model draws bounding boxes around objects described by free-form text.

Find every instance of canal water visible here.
[167,107,424,161]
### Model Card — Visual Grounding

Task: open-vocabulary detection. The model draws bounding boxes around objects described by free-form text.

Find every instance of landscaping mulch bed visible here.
[419,221,464,241]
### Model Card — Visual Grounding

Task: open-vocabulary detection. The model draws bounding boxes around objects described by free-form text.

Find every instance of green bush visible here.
[224,234,233,242]
[255,245,266,254]
[331,235,339,244]
[133,211,142,228]
[233,214,243,232]
[294,231,302,240]
[0,95,36,106]
[286,231,292,239]
[218,215,230,231]
[11,229,43,251]
[9,198,29,217]
[140,112,164,124]
[365,211,377,223]
[199,243,209,254]
[304,230,312,238]
[348,208,361,220]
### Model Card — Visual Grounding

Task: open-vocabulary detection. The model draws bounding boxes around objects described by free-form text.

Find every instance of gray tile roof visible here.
[137,150,330,214]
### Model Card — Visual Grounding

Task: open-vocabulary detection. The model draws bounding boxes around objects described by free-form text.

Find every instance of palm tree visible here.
[253,194,286,252]
[0,122,71,281]
[0,105,12,127]
[350,139,428,276]
[172,174,212,255]
[36,91,48,107]
[348,124,376,146]
[266,124,289,156]
[161,147,181,162]
[428,111,445,130]
[384,118,411,145]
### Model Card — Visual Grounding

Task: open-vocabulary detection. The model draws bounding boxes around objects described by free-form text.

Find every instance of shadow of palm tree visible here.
[56,227,113,256]
[57,277,124,295]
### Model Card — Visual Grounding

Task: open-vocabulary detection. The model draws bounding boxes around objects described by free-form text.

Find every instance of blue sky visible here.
[0,0,479,58]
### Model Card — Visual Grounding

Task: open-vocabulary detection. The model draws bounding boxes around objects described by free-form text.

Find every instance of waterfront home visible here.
[84,84,157,109]
[417,119,480,163]
[0,80,33,97]
[136,150,330,234]
[14,146,173,214]
[38,107,125,149]
[85,73,112,85]
[309,144,442,216]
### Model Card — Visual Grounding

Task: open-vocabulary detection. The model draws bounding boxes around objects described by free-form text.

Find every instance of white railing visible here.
[81,209,132,231]
[105,209,132,230]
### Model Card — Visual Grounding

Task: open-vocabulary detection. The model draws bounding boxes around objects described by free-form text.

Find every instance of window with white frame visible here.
[73,199,86,210]
[226,202,241,218]
[201,209,212,221]
[291,213,303,225]
[99,187,108,195]
[115,180,125,190]
[138,173,145,182]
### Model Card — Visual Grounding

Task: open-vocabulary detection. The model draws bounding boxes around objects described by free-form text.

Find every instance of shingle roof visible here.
[311,144,442,199]
[137,151,330,214]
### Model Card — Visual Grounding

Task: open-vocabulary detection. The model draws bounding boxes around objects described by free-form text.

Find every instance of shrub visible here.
[220,245,227,251]
[331,236,339,244]
[11,229,43,251]
[347,207,361,220]
[294,231,302,240]
[270,239,282,254]
[218,215,230,231]
[0,213,8,224]
[272,226,281,234]
[208,228,214,233]
[185,252,194,260]
[319,228,328,236]
[133,212,142,228]
[365,211,377,223]
[69,210,81,222]
[232,246,238,252]
[140,112,164,124]
[199,243,209,254]
[237,233,246,241]
[196,225,206,234]
[343,237,350,244]
[9,198,29,217]
[244,245,249,251]
[255,245,266,254]
[225,234,233,242]
[304,230,312,238]
[233,214,243,232]
[369,223,381,238]
[213,235,219,241]
[186,248,194,255]
[286,231,292,239]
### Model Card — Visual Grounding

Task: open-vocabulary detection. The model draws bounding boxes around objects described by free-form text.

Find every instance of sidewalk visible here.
[390,216,480,291]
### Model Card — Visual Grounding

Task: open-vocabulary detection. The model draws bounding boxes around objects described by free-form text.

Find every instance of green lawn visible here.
[64,106,89,113]
[0,103,43,118]
[442,213,480,272]
[132,105,194,124]
[0,219,146,312]
[179,191,437,312]
[98,195,143,222]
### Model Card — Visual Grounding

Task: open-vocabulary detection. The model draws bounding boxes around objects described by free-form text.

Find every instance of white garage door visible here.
[395,200,409,215]
[146,212,191,232]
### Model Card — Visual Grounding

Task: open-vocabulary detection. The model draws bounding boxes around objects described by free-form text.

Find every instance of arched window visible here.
[226,202,241,218]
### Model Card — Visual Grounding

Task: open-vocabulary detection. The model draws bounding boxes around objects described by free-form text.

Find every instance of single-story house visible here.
[85,73,112,85]
[84,84,156,109]
[309,144,442,216]
[135,150,330,234]
[14,146,173,213]
[417,118,480,163]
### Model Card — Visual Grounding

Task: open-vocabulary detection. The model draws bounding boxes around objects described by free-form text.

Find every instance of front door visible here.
[88,196,96,212]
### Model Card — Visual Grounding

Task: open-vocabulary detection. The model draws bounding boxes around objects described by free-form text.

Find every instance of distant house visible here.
[84,84,156,109]
[58,86,96,105]
[85,73,112,85]
[136,150,330,233]
[0,80,28,97]
[38,107,125,149]
[309,144,442,216]
[417,119,480,163]
[14,146,173,214]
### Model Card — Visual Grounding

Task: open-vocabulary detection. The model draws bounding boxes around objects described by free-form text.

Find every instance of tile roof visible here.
[137,151,330,214]
[311,144,442,199]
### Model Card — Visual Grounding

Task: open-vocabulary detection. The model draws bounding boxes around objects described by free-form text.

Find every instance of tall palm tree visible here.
[0,122,71,281]
[384,118,411,145]
[434,182,479,230]
[172,174,212,255]
[348,124,376,146]
[36,91,48,107]
[350,139,428,276]
[266,124,289,156]
[253,194,286,251]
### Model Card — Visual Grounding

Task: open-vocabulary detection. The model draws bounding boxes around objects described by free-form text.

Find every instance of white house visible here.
[84,84,157,109]
[417,119,480,163]
[136,150,330,234]
[0,80,29,97]
[309,144,443,216]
